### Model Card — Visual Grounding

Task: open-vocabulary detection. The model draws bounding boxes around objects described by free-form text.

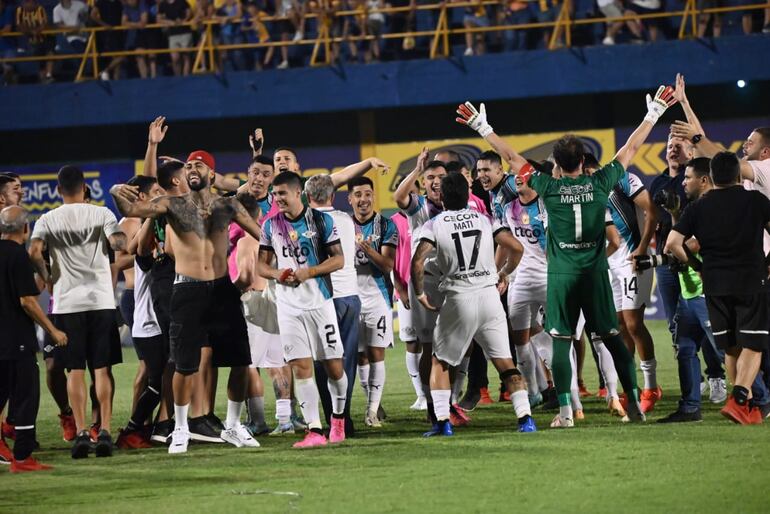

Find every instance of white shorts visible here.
[408,275,445,344]
[246,321,285,369]
[359,294,394,351]
[506,275,547,331]
[276,300,343,362]
[610,265,653,312]
[396,298,416,342]
[433,287,511,367]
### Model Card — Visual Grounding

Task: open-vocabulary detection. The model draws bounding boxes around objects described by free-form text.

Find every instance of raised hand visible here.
[673,73,687,104]
[369,157,391,175]
[415,146,429,172]
[249,128,264,156]
[456,101,493,137]
[670,120,698,141]
[148,116,168,145]
[110,184,140,203]
[644,85,677,125]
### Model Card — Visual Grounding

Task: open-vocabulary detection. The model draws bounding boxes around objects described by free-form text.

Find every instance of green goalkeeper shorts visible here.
[545,270,619,338]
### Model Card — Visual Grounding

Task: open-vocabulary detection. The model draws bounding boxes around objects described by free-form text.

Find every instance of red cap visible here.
[186,150,215,171]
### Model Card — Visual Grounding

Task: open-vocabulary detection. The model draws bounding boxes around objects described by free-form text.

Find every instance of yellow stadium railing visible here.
[0,0,767,82]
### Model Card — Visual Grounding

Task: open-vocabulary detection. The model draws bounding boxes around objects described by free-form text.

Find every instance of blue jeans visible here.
[503,9,530,51]
[314,295,361,435]
[674,297,709,412]
[657,266,723,379]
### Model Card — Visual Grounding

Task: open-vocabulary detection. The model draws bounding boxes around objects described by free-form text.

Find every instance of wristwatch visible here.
[691,134,703,145]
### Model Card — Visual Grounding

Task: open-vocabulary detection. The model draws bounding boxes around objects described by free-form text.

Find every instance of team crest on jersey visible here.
[355,233,364,243]
[289,230,299,241]
[302,230,316,238]
[521,212,530,225]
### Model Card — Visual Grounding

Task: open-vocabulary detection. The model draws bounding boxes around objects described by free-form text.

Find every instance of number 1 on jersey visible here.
[572,204,583,242]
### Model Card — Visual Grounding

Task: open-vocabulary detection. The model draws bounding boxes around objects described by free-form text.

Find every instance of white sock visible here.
[559,404,574,420]
[511,390,531,419]
[294,378,322,430]
[275,398,291,424]
[247,396,265,426]
[406,351,424,399]
[327,374,348,416]
[530,331,553,370]
[430,389,451,421]
[640,358,657,390]
[367,361,385,415]
[226,399,243,429]
[515,343,540,394]
[358,363,370,397]
[174,404,189,430]
[451,356,470,404]
[593,338,618,399]
[569,345,583,411]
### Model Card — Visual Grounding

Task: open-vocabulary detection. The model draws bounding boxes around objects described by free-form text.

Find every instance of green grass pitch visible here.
[2,320,768,513]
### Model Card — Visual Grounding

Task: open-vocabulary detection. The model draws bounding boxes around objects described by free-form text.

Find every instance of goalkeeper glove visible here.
[456,102,494,138]
[644,85,676,125]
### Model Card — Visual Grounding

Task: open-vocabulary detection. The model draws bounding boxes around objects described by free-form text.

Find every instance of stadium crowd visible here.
[1,0,769,84]
[1,73,770,473]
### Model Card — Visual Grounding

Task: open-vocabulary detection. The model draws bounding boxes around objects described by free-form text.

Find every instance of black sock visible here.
[332,413,345,420]
[62,407,73,416]
[427,403,437,424]
[310,427,324,435]
[732,385,749,405]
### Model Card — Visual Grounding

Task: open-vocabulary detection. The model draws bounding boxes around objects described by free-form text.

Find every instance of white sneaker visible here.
[168,427,190,454]
[463,47,473,57]
[100,71,110,81]
[409,397,427,411]
[550,414,574,428]
[602,35,615,45]
[221,423,260,448]
[700,379,708,395]
[621,404,646,423]
[364,411,382,428]
[277,60,289,70]
[292,31,304,42]
[709,378,727,404]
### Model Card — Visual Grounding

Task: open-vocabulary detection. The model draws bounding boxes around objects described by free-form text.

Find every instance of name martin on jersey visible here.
[559,183,594,204]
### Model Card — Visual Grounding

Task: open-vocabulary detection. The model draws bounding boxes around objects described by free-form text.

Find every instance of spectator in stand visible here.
[217,0,245,71]
[91,0,125,80]
[625,0,662,42]
[52,0,88,53]
[0,0,16,85]
[462,0,490,56]
[530,0,560,48]
[273,0,305,69]
[696,0,722,38]
[158,0,192,76]
[596,0,625,45]
[123,0,154,78]
[15,0,54,83]
[243,0,271,70]
[363,0,387,62]
[502,0,530,52]
[192,0,216,70]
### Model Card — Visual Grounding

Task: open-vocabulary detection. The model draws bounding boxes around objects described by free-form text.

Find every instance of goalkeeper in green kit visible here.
[456,85,677,427]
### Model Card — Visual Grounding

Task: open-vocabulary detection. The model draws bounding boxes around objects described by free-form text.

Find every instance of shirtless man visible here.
[110,150,263,454]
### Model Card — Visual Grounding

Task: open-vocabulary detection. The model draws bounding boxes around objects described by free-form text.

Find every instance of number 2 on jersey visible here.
[451,230,481,271]
[572,204,583,242]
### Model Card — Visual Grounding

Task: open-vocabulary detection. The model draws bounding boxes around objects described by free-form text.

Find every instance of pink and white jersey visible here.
[419,208,506,295]
[501,196,547,278]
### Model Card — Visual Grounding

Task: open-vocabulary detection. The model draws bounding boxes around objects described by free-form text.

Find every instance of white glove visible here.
[456,101,494,137]
[644,85,676,125]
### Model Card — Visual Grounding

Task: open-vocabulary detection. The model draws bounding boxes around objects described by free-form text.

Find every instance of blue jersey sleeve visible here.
[382,218,399,248]
[404,193,425,216]
[321,212,340,245]
[259,219,273,250]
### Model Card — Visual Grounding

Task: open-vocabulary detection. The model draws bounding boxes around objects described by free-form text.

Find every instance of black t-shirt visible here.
[648,167,688,255]
[674,186,770,296]
[159,0,191,35]
[96,0,123,26]
[0,240,40,359]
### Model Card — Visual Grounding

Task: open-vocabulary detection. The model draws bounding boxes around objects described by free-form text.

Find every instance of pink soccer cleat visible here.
[329,417,346,444]
[292,431,328,449]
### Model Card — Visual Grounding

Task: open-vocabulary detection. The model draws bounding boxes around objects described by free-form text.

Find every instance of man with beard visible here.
[110,150,262,454]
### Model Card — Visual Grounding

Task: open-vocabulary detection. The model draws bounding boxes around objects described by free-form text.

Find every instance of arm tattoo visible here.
[110,233,128,252]
[410,240,433,296]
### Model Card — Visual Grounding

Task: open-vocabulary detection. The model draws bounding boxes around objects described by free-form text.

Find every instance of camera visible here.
[653,188,680,211]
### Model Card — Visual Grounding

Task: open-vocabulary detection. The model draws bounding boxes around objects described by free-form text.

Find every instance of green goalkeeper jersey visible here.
[528,159,625,274]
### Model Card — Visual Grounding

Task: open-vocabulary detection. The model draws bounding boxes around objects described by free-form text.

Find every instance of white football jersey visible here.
[419,208,505,294]
[501,196,547,278]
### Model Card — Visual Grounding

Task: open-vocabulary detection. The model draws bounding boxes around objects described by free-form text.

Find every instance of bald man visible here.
[0,206,67,472]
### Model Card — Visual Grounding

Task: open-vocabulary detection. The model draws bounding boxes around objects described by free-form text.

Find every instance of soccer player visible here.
[456,85,677,426]
[0,206,67,472]
[411,173,535,435]
[256,172,349,448]
[583,153,661,413]
[0,173,23,209]
[475,150,518,222]
[348,176,399,427]
[30,166,127,457]
[666,152,770,424]
[110,150,261,454]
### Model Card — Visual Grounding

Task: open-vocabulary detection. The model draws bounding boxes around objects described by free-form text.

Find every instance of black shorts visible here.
[133,334,169,375]
[706,293,769,352]
[54,309,123,371]
[169,275,251,375]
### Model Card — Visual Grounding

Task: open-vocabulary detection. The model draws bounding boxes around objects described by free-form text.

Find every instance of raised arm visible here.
[456,102,529,173]
[249,128,264,158]
[393,147,428,210]
[410,239,437,311]
[330,157,390,189]
[28,238,50,284]
[143,116,168,178]
[110,184,171,219]
[672,73,705,137]
[614,86,677,169]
